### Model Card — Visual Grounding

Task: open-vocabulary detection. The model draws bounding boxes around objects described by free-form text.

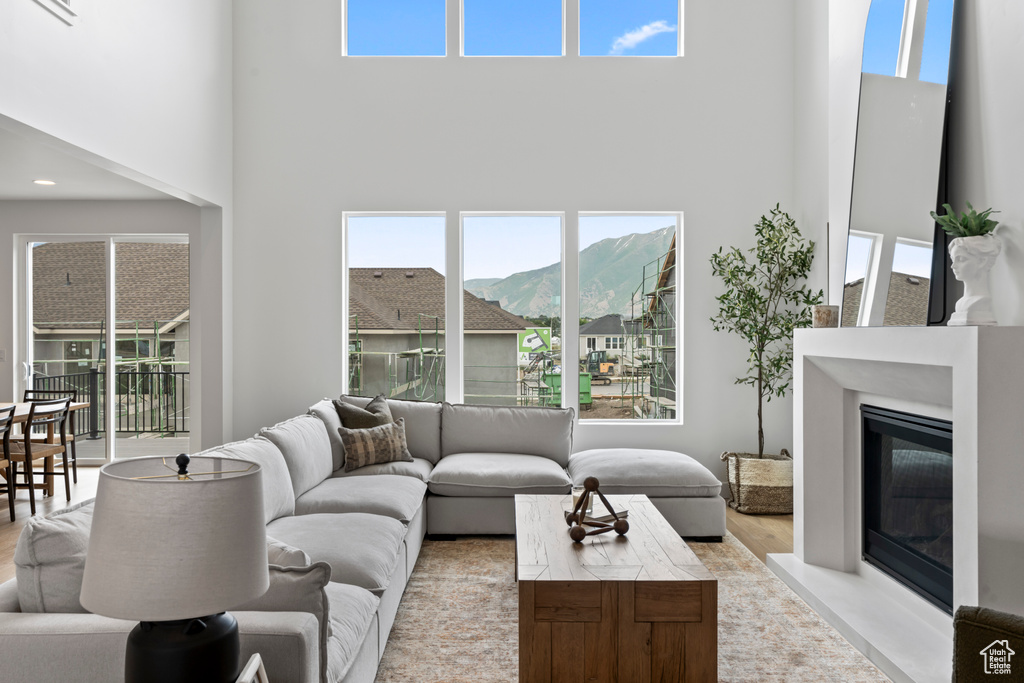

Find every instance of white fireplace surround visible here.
[768,326,1024,683]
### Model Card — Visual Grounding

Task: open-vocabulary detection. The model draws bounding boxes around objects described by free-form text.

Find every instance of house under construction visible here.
[347,268,531,404]
[621,233,677,419]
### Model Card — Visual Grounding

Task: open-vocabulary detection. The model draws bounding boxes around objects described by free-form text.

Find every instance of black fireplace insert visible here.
[861,404,953,613]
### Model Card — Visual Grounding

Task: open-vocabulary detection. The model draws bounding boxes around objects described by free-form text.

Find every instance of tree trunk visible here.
[757,367,765,457]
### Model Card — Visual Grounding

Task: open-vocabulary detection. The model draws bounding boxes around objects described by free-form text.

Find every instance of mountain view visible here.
[466,226,674,319]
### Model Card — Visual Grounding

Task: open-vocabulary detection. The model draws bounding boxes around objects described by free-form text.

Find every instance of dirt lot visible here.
[579,396,635,420]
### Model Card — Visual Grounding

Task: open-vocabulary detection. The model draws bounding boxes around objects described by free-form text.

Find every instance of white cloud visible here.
[609,20,677,55]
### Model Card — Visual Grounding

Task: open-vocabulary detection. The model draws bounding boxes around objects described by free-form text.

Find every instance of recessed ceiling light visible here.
[33,179,56,186]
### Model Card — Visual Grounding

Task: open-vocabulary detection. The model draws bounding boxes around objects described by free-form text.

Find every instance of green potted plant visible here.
[710,205,823,514]
[930,202,1001,326]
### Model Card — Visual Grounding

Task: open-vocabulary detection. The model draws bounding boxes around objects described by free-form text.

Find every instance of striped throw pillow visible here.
[340,418,413,472]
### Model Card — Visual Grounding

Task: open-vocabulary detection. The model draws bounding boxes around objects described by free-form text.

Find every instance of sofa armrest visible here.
[0,611,320,683]
[0,579,21,612]
[237,611,320,683]
[0,612,135,681]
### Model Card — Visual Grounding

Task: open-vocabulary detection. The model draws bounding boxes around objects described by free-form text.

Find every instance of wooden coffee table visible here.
[515,493,717,682]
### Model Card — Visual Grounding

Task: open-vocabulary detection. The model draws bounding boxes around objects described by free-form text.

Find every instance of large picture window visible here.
[345,215,446,401]
[462,214,562,407]
[462,0,563,57]
[344,0,446,56]
[580,0,681,57]
[578,214,679,421]
[343,211,681,423]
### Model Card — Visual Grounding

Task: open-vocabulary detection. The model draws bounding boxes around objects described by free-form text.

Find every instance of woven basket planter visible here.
[720,449,793,515]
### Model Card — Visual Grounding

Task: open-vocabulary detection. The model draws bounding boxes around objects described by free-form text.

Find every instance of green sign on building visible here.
[517,327,552,364]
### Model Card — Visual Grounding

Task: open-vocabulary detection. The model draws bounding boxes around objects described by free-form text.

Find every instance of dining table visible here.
[1,401,90,497]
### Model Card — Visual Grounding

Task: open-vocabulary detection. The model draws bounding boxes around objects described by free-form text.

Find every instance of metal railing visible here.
[116,371,189,435]
[32,369,189,437]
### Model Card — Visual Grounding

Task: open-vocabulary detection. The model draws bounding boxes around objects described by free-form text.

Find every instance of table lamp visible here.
[80,454,269,683]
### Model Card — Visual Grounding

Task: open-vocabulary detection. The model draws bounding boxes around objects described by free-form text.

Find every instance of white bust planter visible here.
[947,234,1001,326]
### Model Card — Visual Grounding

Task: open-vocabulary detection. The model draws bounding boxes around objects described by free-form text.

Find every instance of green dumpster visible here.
[540,373,592,409]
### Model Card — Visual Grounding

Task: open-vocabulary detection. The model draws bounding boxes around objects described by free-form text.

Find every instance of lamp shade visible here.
[80,456,269,622]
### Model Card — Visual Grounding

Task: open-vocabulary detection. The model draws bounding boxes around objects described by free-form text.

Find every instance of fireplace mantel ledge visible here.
[769,325,1024,683]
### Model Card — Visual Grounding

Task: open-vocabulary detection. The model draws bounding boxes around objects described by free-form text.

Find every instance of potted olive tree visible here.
[710,205,823,514]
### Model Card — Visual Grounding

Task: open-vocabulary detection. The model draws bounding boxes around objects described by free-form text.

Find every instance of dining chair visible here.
[8,398,71,515]
[24,388,79,484]
[0,405,16,522]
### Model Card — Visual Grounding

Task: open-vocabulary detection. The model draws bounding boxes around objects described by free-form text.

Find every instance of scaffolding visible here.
[348,314,446,402]
[620,234,677,419]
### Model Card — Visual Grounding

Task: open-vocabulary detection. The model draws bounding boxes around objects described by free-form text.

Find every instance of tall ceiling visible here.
[0,127,170,200]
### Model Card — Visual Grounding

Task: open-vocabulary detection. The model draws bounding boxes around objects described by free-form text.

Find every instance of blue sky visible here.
[347,0,679,57]
[347,214,677,280]
[861,0,953,84]
[581,0,679,56]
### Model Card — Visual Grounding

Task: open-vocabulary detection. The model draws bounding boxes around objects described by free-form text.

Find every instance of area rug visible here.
[375,535,890,682]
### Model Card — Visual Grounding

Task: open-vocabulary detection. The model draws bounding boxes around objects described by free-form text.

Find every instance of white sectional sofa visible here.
[0,395,725,683]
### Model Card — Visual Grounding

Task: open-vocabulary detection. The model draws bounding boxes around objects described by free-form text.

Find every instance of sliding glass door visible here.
[25,237,190,462]
[28,241,110,462]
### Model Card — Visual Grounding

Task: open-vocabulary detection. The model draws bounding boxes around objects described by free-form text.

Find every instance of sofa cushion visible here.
[324,582,380,683]
[428,453,572,497]
[331,457,433,483]
[308,399,346,471]
[265,513,406,596]
[259,414,334,499]
[233,561,335,683]
[340,395,442,464]
[341,418,413,472]
[295,475,427,524]
[440,403,574,467]
[568,448,723,497]
[202,436,295,523]
[14,499,94,613]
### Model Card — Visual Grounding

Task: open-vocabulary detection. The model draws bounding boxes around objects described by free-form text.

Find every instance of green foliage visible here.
[710,205,823,457]
[930,202,999,238]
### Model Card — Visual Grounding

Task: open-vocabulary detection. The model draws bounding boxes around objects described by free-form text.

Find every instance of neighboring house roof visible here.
[841,278,864,327]
[32,242,189,331]
[349,268,530,332]
[842,272,930,326]
[580,314,624,335]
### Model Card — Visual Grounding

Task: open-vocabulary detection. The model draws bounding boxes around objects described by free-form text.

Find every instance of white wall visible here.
[0,0,232,206]
[0,0,234,444]
[0,200,218,449]
[233,0,814,477]
[947,0,1024,325]
[794,0,830,298]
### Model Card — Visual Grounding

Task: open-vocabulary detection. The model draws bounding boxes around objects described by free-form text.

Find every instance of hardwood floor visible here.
[0,466,100,584]
[725,507,793,564]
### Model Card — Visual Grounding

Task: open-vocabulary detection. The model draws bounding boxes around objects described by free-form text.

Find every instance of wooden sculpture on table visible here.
[565,477,629,543]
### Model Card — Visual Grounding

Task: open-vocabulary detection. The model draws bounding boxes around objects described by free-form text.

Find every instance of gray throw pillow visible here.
[233,561,333,683]
[333,394,393,430]
[341,418,413,471]
[14,499,95,613]
[266,536,311,568]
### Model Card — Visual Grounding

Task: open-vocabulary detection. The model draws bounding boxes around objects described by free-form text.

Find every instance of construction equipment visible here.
[582,350,616,385]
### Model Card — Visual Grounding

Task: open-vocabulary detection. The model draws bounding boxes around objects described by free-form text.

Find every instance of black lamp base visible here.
[126,612,240,683]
